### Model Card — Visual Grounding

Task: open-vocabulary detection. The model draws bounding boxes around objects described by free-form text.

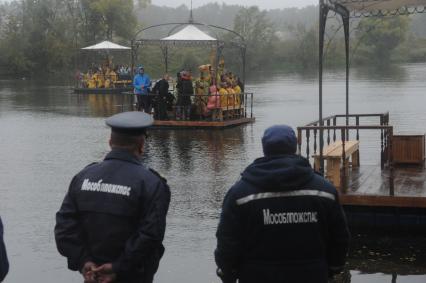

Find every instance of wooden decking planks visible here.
[341,165,426,208]
[341,194,426,208]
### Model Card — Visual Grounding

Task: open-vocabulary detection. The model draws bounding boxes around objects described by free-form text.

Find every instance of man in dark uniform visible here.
[215,125,350,283]
[55,111,170,283]
[152,74,170,120]
[0,217,8,282]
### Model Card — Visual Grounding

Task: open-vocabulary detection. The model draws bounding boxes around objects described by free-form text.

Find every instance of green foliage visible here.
[355,16,411,65]
[0,2,424,78]
[291,24,318,68]
[233,6,277,70]
[0,0,140,76]
[88,0,137,40]
[0,13,33,73]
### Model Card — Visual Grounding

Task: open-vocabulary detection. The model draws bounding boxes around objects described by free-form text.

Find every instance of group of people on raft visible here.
[133,60,245,121]
[76,61,132,89]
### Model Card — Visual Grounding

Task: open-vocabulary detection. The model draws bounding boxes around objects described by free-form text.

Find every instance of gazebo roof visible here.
[81,40,130,50]
[161,25,217,42]
[329,0,426,16]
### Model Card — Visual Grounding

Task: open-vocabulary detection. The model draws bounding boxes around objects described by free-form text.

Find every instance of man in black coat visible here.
[215,125,350,283]
[0,217,8,282]
[176,71,193,121]
[55,112,170,283]
[152,74,170,120]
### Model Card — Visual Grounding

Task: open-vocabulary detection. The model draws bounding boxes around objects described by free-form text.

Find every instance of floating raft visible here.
[153,117,255,129]
[74,87,132,94]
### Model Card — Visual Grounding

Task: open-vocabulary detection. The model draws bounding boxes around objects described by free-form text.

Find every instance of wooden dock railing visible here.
[297,113,395,196]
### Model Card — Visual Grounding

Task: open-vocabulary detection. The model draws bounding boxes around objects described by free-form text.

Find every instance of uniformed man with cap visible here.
[215,125,350,283]
[55,111,170,283]
[0,217,8,282]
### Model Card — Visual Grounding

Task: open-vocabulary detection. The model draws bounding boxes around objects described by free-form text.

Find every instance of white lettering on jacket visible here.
[263,209,318,225]
[81,179,131,197]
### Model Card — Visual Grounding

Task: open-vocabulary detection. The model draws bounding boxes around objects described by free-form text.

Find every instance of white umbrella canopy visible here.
[162,25,217,42]
[81,40,130,50]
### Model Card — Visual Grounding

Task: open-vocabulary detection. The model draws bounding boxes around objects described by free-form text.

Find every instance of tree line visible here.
[0,1,425,77]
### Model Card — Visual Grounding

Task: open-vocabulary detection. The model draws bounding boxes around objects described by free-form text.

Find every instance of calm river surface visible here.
[1,63,426,283]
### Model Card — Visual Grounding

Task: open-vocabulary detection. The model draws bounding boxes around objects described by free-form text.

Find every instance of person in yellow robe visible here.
[233,83,242,107]
[226,84,236,107]
[218,82,228,109]
[104,68,111,89]
[87,71,97,89]
[94,69,104,88]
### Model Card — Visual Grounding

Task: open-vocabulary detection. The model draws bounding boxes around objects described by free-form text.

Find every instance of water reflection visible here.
[0,64,426,283]
[353,64,408,82]
[83,93,133,117]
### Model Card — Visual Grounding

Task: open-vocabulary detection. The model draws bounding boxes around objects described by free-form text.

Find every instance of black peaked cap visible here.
[106,111,154,136]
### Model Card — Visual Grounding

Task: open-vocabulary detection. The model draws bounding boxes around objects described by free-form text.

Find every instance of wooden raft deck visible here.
[153,117,255,129]
[343,165,426,207]
[74,87,132,94]
[342,165,426,231]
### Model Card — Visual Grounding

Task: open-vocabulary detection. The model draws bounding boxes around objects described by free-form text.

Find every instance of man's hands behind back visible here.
[82,262,117,283]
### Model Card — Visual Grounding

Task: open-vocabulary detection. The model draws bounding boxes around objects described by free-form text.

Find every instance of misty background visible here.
[0,0,425,78]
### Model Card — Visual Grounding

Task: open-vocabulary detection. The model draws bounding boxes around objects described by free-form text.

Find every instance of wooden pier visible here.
[297,113,426,232]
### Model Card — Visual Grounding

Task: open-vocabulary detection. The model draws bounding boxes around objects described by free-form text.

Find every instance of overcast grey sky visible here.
[152,0,318,10]
[0,0,318,9]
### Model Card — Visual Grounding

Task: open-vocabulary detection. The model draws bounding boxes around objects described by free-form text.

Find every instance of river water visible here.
[1,63,426,283]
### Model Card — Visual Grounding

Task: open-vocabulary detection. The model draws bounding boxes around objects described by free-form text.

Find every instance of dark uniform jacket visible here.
[55,149,170,283]
[176,79,193,106]
[0,217,8,282]
[153,79,169,97]
[215,154,350,283]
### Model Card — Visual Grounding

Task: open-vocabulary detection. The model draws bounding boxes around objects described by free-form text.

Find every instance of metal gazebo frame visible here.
[317,0,426,173]
[130,20,247,85]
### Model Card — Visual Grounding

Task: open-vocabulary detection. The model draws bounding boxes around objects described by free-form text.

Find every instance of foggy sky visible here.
[0,0,319,10]
[152,0,318,10]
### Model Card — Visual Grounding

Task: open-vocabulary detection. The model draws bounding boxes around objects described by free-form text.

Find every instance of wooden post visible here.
[356,116,360,140]
[333,117,337,142]
[306,130,311,159]
[389,127,394,196]
[381,116,385,169]
[250,93,253,119]
[297,128,302,156]
[314,127,318,154]
[341,129,347,193]
[327,119,331,145]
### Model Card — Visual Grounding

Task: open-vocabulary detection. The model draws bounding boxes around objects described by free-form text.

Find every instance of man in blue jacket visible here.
[133,66,152,113]
[215,125,350,283]
[55,112,170,283]
[0,217,9,282]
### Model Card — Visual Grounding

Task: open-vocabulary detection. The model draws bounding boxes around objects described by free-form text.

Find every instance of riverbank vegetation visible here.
[0,1,425,77]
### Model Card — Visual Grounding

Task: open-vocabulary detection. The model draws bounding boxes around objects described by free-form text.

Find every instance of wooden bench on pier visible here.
[313,140,360,188]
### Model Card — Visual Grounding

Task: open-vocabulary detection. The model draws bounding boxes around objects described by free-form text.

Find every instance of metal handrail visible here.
[126,92,254,121]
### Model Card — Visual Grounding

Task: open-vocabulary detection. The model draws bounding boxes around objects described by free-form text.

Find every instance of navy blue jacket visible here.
[0,217,8,282]
[215,155,350,283]
[55,149,170,282]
